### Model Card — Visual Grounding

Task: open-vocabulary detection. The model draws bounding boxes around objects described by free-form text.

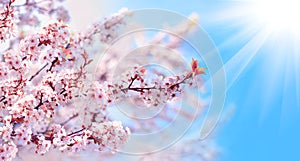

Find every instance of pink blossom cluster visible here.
[15,0,70,26]
[79,8,129,44]
[103,63,205,107]
[0,0,15,41]
[0,12,131,161]
[0,0,69,45]
[0,1,207,160]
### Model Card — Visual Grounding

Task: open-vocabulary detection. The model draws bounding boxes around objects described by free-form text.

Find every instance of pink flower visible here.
[91,121,130,151]
[36,135,51,154]
[0,2,16,42]
[0,2,210,160]
[0,141,18,161]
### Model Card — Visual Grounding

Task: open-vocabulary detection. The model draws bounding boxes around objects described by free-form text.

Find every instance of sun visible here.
[251,0,300,33]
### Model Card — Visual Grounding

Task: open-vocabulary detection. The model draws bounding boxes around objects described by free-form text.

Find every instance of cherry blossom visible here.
[90,121,130,151]
[0,1,211,160]
[79,7,129,44]
[0,0,15,41]
[0,140,17,161]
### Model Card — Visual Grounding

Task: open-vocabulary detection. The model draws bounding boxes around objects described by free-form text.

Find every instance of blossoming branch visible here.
[0,1,207,160]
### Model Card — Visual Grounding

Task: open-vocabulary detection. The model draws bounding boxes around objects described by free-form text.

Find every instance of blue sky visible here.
[68,0,300,160]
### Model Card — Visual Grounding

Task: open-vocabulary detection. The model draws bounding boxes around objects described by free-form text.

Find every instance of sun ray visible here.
[204,1,300,127]
[217,23,262,51]
[278,43,300,130]
[224,29,271,89]
[293,37,300,109]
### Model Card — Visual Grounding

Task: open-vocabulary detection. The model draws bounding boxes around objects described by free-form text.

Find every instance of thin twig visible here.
[29,63,48,81]
[60,113,79,126]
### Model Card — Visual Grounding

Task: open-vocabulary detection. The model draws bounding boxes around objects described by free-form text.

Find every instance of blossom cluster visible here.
[1,0,69,45]
[0,7,132,160]
[0,0,15,41]
[78,7,129,44]
[102,60,205,108]
[0,1,208,160]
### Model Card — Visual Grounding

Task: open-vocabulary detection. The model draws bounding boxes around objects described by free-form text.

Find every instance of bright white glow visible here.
[252,0,300,32]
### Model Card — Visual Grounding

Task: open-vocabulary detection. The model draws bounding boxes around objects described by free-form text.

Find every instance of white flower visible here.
[91,121,130,151]
[36,135,51,154]
[0,141,18,161]
[0,122,13,142]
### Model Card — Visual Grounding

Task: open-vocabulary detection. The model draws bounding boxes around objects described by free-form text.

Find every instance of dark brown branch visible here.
[34,93,43,110]
[0,96,5,102]
[29,63,48,81]
[121,72,193,93]
[47,81,55,91]
[67,128,86,137]
[22,56,27,61]
[59,88,66,95]
[127,86,156,92]
[13,75,23,89]
[128,76,137,88]
[48,57,58,72]
[34,93,49,110]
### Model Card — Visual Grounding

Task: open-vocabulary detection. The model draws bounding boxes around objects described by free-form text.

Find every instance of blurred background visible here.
[66,0,300,161]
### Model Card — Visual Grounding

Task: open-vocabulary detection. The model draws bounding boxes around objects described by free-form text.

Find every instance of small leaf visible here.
[191,58,198,72]
[195,67,206,75]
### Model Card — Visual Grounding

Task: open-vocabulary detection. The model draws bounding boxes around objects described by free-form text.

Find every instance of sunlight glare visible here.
[252,0,300,33]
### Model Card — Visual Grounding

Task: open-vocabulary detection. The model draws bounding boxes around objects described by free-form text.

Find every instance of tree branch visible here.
[29,63,48,81]
[60,113,79,126]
